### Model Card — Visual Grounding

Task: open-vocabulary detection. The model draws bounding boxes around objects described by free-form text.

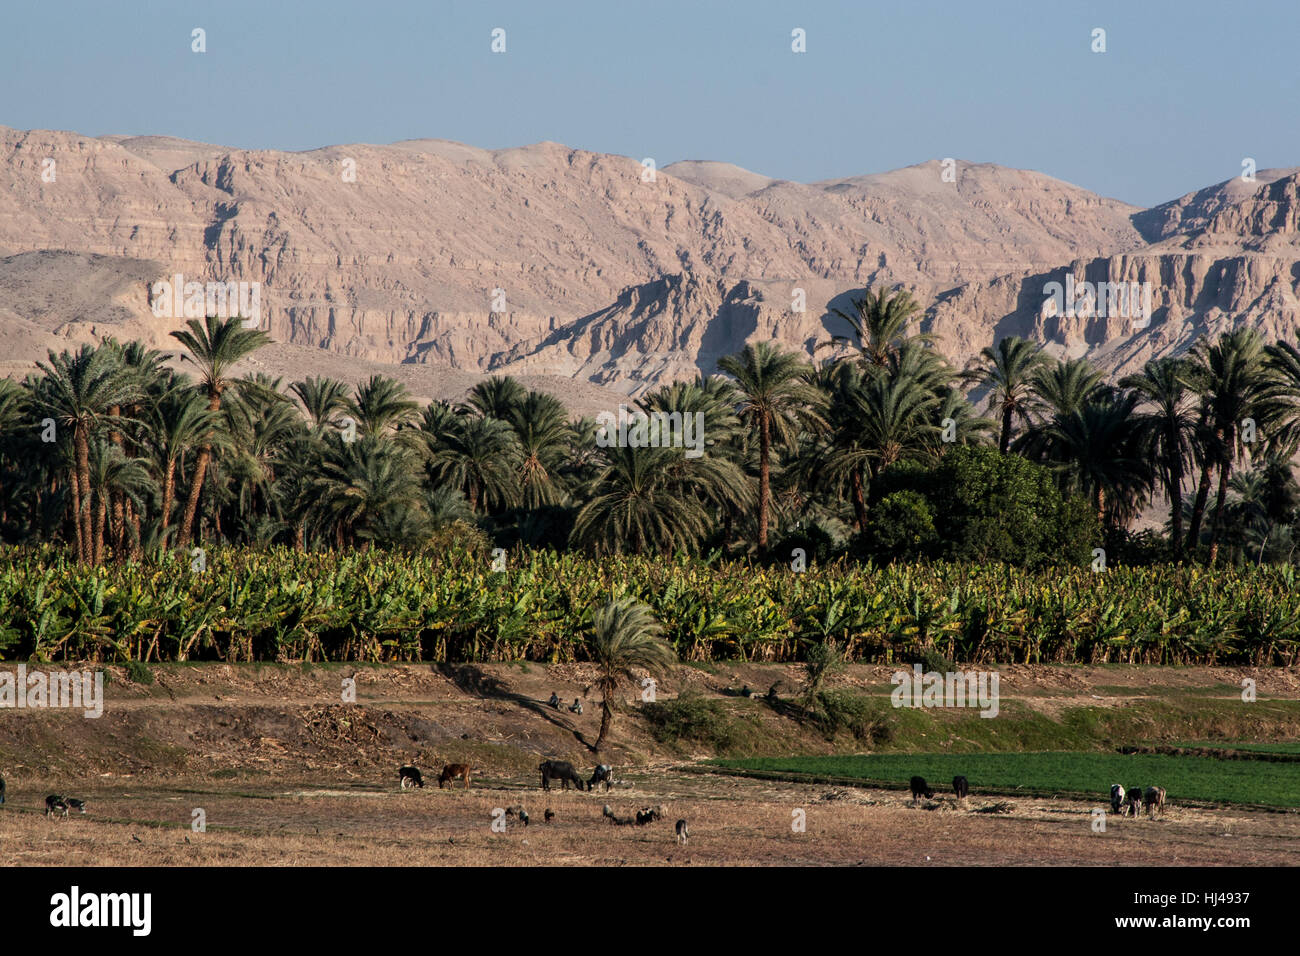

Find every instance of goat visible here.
[1144,786,1166,819]
[1125,785,1143,818]
[1109,784,1125,815]
[636,806,663,825]
[588,764,614,792]
[544,808,555,824]
[539,760,585,791]
[909,776,934,804]
[398,765,425,789]
[437,764,472,789]
[548,692,561,709]
[953,775,969,802]
[45,795,69,818]
[675,819,689,844]
[505,805,530,827]
[569,698,583,714]
[0,774,5,804]
[65,798,87,814]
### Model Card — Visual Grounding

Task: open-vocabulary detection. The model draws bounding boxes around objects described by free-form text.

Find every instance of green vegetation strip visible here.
[711,753,1300,809]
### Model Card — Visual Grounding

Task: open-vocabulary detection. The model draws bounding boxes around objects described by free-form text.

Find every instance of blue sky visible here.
[3,0,1298,206]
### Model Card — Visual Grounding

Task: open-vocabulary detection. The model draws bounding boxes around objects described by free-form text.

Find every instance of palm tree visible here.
[508,390,572,508]
[826,287,926,367]
[309,435,424,548]
[428,414,522,512]
[86,438,156,562]
[347,375,419,437]
[170,315,271,546]
[466,375,527,420]
[1188,329,1276,563]
[1121,358,1198,550]
[964,336,1047,454]
[570,445,711,555]
[718,342,826,551]
[290,376,350,433]
[33,343,142,562]
[588,596,676,752]
[1030,357,1105,420]
[145,383,220,541]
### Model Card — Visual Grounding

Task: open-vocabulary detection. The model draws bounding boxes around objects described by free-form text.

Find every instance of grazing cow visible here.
[909,776,934,804]
[1126,785,1143,818]
[45,795,69,818]
[569,698,583,715]
[588,764,614,792]
[548,692,561,709]
[676,819,689,844]
[398,765,425,789]
[0,774,5,804]
[1144,786,1166,819]
[635,806,662,826]
[1109,784,1125,815]
[544,809,555,824]
[539,760,585,791]
[953,776,969,802]
[438,764,472,789]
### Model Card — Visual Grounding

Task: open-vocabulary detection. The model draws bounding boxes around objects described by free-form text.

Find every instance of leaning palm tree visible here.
[1121,358,1198,551]
[964,336,1047,454]
[170,315,271,546]
[588,596,676,752]
[718,342,826,550]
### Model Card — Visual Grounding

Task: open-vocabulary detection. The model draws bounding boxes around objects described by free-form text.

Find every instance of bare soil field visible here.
[2,662,1298,866]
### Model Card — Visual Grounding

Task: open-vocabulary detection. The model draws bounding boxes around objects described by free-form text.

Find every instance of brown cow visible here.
[438,764,472,789]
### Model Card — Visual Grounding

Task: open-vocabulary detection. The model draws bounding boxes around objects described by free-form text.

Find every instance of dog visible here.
[438,764,472,789]
[398,765,425,789]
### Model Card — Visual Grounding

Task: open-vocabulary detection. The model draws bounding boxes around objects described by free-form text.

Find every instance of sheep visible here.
[1125,785,1143,818]
[437,764,472,789]
[398,765,425,789]
[909,776,934,804]
[1144,786,1167,819]
[539,760,585,791]
[675,819,689,844]
[588,764,614,792]
[569,698,583,715]
[45,795,69,818]
[1109,784,1125,815]
[953,775,969,802]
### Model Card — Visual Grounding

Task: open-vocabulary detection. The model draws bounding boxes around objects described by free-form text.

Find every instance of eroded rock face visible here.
[0,124,1296,398]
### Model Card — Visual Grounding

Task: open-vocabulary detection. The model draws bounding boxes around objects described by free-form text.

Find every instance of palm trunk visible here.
[1168,450,1184,553]
[93,494,106,565]
[161,458,176,533]
[850,465,868,533]
[68,465,85,563]
[999,405,1013,454]
[758,411,771,551]
[1186,459,1213,552]
[75,425,93,563]
[1208,456,1232,565]
[179,392,222,546]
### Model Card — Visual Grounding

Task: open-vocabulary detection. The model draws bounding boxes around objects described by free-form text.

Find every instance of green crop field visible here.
[712,752,1300,808]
